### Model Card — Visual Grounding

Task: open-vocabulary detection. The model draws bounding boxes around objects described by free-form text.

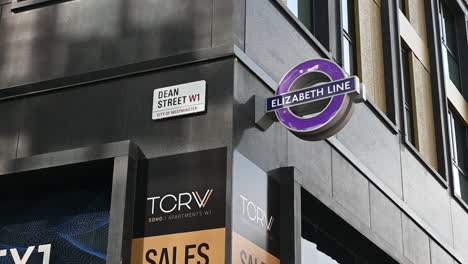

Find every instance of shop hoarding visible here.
[232,151,280,264]
[131,148,227,264]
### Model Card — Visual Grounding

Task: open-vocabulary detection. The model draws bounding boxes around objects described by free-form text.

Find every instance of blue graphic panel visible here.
[0,160,113,264]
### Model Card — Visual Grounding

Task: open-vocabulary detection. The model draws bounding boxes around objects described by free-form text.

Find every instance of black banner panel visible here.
[0,160,114,264]
[232,151,280,264]
[131,148,227,264]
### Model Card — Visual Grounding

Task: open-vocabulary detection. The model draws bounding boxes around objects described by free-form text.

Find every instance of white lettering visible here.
[299,93,305,101]
[0,245,51,264]
[10,246,34,264]
[147,196,160,215]
[291,94,299,103]
[160,194,177,213]
[240,194,248,215]
[178,192,192,211]
[240,195,275,232]
[271,99,277,108]
[345,81,351,90]
[193,189,213,208]
[247,201,257,221]
[148,189,214,214]
[38,244,51,264]
[317,88,324,96]
[256,206,265,227]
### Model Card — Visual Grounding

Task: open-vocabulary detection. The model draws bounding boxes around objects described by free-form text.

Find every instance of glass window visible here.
[440,2,462,91]
[285,0,330,50]
[448,110,468,203]
[401,43,416,145]
[302,191,398,264]
[341,0,356,75]
[399,0,407,16]
[302,221,355,263]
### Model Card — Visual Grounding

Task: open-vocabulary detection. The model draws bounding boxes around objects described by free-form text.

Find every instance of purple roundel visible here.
[274,59,353,140]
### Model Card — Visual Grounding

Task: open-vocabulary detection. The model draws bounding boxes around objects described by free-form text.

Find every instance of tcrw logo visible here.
[240,195,274,231]
[148,189,214,214]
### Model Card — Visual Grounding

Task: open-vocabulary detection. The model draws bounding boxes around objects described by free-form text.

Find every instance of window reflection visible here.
[302,219,356,264]
[301,191,399,264]
[448,110,468,204]
[401,43,416,145]
[285,0,299,16]
[440,2,462,91]
[302,238,339,264]
[283,0,330,50]
[341,0,355,75]
[341,0,349,34]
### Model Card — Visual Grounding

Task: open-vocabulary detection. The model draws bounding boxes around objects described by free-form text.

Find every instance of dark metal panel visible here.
[1,140,139,175]
[125,58,234,159]
[400,147,454,246]
[269,167,301,264]
[107,154,139,264]
[0,159,15,175]
[0,0,214,89]
[337,103,403,197]
[369,185,404,255]
[401,215,431,264]
[15,58,234,165]
[0,45,233,101]
[224,147,233,264]
[245,0,321,83]
[0,98,23,160]
[11,0,67,12]
[232,0,246,50]
[17,79,128,158]
[213,0,235,48]
[233,62,287,172]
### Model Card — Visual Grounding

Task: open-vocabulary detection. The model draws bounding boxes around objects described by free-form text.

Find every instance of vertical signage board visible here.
[232,151,281,264]
[131,148,227,264]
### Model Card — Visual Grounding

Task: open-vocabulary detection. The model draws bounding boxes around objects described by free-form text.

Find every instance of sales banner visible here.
[232,151,280,264]
[131,148,227,264]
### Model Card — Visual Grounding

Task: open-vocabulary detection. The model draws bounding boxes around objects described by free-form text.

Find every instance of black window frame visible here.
[11,0,65,12]
[440,0,464,92]
[340,0,357,76]
[399,0,407,17]
[279,0,340,61]
[400,41,417,147]
[438,0,468,99]
[391,0,453,184]
[431,0,468,194]
[448,109,468,204]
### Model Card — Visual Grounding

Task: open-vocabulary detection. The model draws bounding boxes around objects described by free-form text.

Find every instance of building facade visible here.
[0,0,467,263]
